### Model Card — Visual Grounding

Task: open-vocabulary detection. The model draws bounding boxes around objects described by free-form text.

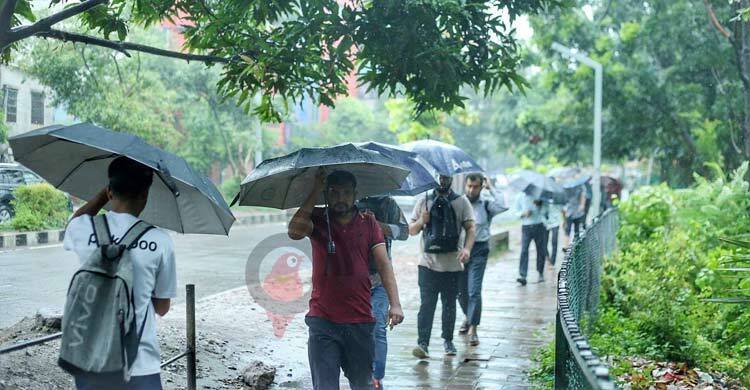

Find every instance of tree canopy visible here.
[1,0,565,121]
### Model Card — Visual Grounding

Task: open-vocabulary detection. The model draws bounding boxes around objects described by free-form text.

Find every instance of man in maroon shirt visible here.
[288,169,404,390]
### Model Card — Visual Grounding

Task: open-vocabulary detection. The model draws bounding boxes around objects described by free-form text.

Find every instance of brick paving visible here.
[373,226,558,389]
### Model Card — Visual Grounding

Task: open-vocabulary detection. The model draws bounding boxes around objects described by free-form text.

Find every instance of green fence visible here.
[555,208,618,389]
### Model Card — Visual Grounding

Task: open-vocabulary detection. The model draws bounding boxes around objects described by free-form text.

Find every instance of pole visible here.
[186,284,196,390]
[253,94,263,167]
[591,63,602,224]
[550,42,603,223]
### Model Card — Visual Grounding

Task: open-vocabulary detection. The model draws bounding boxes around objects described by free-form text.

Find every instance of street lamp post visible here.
[551,42,602,224]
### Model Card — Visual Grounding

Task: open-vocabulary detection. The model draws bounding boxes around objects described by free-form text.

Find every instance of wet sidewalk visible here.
[378,226,558,389]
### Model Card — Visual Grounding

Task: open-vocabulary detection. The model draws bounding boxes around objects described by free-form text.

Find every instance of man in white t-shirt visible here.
[63,157,177,390]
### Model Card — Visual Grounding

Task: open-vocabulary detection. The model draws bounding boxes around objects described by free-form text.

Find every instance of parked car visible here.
[0,163,71,224]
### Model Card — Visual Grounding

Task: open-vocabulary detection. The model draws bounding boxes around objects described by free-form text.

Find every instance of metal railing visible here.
[0,284,198,390]
[555,209,618,389]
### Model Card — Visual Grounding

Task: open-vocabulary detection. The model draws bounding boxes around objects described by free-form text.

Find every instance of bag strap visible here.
[119,221,154,249]
[91,214,112,247]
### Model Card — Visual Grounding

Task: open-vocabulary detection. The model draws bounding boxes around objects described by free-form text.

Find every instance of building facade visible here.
[1,66,55,139]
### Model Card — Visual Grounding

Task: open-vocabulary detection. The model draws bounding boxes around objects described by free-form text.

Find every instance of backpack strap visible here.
[119,221,154,249]
[91,214,112,247]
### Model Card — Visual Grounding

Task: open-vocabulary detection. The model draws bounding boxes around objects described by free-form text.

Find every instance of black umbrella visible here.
[234,143,410,209]
[9,123,234,235]
[509,170,566,204]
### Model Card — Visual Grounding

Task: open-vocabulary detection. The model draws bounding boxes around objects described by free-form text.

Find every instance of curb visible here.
[0,229,65,250]
[233,211,291,226]
[490,230,510,252]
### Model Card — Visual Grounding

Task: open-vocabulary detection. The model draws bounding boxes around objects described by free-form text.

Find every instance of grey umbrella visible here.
[235,143,410,209]
[9,123,235,235]
[509,170,566,204]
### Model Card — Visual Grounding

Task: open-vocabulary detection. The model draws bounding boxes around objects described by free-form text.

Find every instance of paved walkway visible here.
[372,226,558,389]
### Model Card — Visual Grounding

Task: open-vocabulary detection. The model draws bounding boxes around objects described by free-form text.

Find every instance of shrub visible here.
[10,183,69,231]
[593,162,750,382]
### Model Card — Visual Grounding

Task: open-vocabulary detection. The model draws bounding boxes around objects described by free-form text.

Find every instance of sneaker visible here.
[372,378,383,389]
[458,320,469,335]
[469,333,479,346]
[444,340,457,356]
[538,273,545,283]
[516,277,527,286]
[412,343,429,359]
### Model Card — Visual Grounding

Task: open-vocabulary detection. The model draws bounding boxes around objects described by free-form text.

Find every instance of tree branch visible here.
[0,0,18,35]
[7,0,107,46]
[36,28,231,64]
[704,0,731,39]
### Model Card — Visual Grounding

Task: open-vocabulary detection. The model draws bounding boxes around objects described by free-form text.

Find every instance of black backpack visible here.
[423,191,461,253]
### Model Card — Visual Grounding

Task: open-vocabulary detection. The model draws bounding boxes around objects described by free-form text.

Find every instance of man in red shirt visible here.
[288,169,404,390]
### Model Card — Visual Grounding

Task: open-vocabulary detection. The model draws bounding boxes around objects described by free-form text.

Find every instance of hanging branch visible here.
[36,29,231,64]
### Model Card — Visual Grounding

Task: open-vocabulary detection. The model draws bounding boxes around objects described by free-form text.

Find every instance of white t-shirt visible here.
[63,211,177,376]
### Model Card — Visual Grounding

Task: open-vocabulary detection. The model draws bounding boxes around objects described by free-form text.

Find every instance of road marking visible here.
[0,243,63,253]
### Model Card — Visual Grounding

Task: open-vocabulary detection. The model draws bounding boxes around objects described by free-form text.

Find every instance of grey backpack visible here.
[58,215,153,381]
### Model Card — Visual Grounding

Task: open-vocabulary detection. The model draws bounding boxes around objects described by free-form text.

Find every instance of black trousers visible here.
[520,223,546,278]
[306,316,374,390]
[417,266,460,346]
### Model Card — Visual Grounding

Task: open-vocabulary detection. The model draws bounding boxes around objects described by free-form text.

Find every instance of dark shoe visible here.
[444,340,457,356]
[538,273,545,283]
[458,321,469,335]
[469,333,479,346]
[516,277,527,286]
[412,343,429,359]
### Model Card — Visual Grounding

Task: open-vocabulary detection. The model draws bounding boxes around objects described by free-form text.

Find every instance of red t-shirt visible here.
[308,207,385,323]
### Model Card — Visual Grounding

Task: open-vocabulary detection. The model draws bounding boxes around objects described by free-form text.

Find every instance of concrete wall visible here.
[1,66,55,138]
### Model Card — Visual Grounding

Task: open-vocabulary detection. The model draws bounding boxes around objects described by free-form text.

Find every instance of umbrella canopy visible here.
[356,141,438,196]
[563,175,592,189]
[401,139,483,176]
[236,143,410,209]
[10,123,234,235]
[509,170,566,204]
[547,166,580,179]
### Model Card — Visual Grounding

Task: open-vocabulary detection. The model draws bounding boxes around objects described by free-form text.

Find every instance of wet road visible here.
[0,222,290,328]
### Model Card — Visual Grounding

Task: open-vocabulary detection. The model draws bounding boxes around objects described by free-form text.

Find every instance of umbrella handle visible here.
[323,179,336,255]
[157,162,180,197]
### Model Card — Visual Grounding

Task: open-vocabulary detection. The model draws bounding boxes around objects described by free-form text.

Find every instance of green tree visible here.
[384,98,456,143]
[0,0,565,121]
[522,0,749,186]
[290,97,394,147]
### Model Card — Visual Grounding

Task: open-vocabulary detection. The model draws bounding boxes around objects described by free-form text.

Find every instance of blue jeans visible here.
[371,285,388,381]
[75,374,162,390]
[417,266,459,346]
[520,223,546,278]
[306,316,374,390]
[458,241,489,326]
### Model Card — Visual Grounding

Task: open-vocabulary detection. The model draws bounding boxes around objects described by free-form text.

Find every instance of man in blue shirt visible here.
[458,174,507,346]
[515,192,548,285]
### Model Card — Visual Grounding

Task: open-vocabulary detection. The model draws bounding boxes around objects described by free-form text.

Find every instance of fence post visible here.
[186,284,196,390]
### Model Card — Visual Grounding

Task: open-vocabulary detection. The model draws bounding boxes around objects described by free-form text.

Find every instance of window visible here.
[31,91,44,125]
[3,86,17,123]
[6,170,24,185]
[23,171,43,184]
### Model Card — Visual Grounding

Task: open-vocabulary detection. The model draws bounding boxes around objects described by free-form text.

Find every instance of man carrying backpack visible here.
[409,175,476,358]
[61,157,177,390]
[457,174,506,346]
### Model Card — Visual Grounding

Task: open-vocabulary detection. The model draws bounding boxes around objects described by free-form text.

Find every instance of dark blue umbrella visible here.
[401,140,483,176]
[356,142,438,196]
[9,123,235,234]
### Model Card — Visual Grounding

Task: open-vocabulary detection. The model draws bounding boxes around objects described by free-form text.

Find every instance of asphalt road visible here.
[0,222,294,328]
